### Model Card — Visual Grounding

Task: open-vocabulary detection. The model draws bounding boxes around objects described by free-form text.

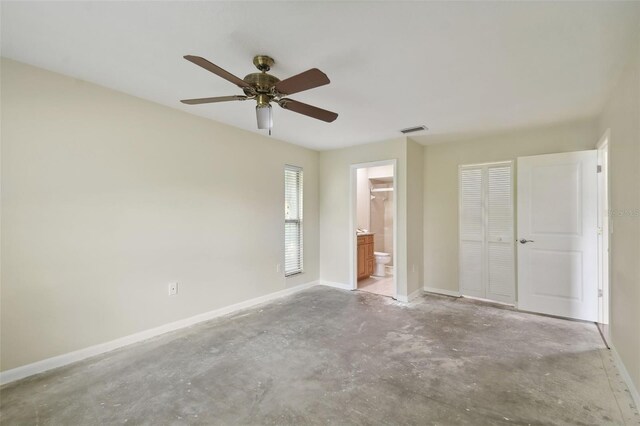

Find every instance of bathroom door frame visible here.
[349,159,398,299]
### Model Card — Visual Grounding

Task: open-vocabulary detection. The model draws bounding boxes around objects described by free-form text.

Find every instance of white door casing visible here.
[596,136,610,326]
[517,151,598,321]
[350,160,398,299]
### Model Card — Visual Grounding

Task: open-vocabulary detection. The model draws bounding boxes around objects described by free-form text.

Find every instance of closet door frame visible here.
[458,161,515,304]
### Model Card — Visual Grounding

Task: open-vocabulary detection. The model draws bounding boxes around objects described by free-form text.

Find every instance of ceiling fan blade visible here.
[278,98,338,123]
[275,68,330,95]
[184,55,251,89]
[180,95,247,105]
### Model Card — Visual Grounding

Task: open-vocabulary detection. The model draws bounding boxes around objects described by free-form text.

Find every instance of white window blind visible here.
[284,165,303,276]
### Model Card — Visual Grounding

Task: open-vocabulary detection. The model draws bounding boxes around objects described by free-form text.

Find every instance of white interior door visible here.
[459,162,515,304]
[517,151,598,321]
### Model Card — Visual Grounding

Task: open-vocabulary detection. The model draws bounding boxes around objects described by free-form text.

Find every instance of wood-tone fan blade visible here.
[184,55,251,89]
[180,95,247,105]
[275,68,330,95]
[278,98,338,123]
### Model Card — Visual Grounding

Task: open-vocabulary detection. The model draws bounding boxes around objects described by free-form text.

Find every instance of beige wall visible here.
[356,168,370,231]
[422,119,599,293]
[367,165,393,179]
[356,165,395,232]
[406,139,424,295]
[358,165,395,260]
[597,36,640,394]
[319,138,423,299]
[319,138,409,296]
[0,59,320,371]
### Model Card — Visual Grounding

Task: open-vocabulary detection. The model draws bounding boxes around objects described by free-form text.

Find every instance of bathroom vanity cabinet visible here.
[357,234,375,280]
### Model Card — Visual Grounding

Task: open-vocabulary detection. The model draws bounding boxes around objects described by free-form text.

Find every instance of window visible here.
[284,165,303,276]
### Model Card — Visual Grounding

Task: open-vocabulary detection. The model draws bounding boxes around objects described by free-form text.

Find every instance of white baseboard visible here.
[396,288,422,303]
[462,294,515,307]
[0,280,319,386]
[319,280,352,291]
[610,343,640,410]
[423,286,461,298]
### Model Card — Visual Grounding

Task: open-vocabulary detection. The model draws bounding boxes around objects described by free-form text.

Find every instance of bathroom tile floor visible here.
[358,271,395,298]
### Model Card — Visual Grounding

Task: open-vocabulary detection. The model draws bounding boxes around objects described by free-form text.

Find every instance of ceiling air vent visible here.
[400,125,428,134]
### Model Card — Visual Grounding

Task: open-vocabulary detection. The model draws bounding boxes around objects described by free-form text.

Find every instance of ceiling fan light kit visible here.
[181,54,338,134]
[256,105,273,131]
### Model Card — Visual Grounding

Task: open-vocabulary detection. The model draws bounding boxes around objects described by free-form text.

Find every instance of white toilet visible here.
[373,252,392,277]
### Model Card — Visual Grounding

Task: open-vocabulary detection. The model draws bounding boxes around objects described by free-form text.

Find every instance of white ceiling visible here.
[2,1,639,150]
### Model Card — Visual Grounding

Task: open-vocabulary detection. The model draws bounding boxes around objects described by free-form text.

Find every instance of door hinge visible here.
[597,165,602,173]
[598,289,603,297]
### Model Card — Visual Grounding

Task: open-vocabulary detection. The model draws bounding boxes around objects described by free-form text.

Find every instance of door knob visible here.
[519,239,535,244]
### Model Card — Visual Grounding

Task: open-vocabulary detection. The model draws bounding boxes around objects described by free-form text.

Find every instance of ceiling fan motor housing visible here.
[243,72,280,96]
[243,55,280,101]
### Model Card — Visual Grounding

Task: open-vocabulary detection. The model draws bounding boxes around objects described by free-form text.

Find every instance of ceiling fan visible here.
[180,55,338,134]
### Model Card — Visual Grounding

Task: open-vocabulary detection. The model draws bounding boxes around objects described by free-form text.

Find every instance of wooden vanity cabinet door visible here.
[366,238,375,276]
[366,258,375,276]
[357,235,376,280]
[357,239,366,279]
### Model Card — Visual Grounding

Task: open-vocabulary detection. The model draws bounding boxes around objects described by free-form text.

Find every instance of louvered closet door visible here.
[486,165,515,303]
[459,167,485,298]
[459,162,514,303]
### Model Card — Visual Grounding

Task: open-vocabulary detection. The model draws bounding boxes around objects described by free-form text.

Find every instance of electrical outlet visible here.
[276,264,281,273]
[168,282,178,296]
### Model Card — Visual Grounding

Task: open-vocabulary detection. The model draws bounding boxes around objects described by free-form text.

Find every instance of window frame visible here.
[284,165,303,277]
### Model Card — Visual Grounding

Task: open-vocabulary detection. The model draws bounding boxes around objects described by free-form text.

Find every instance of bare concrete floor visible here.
[1,287,639,425]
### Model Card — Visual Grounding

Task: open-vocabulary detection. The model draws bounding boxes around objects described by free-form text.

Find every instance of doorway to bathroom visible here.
[350,160,397,299]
